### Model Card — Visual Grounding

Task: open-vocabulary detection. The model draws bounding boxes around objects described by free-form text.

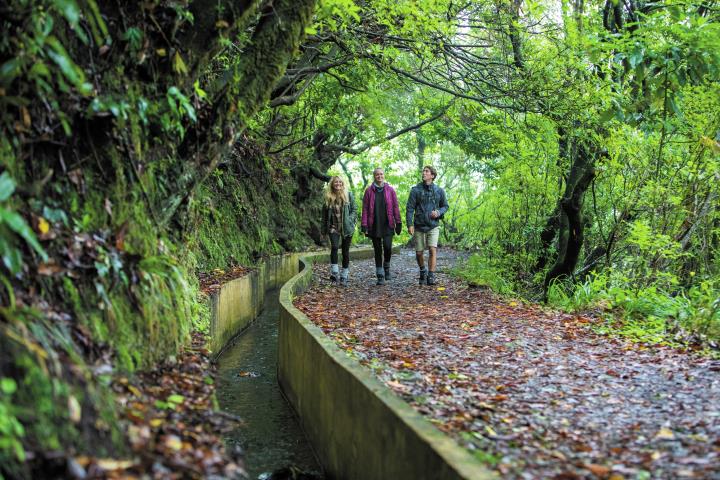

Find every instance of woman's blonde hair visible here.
[325,176,349,206]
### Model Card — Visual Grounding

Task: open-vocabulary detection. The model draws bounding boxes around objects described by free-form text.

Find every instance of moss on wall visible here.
[187,151,321,270]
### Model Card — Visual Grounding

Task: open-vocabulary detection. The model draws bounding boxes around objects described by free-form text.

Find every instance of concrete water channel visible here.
[215,288,322,479]
[210,250,490,480]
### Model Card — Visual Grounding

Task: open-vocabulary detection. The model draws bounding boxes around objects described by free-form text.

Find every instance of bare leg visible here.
[429,247,437,271]
[416,250,425,269]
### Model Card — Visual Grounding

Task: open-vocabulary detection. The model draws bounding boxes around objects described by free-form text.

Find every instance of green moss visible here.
[63,278,110,343]
[187,159,318,271]
[1,309,124,479]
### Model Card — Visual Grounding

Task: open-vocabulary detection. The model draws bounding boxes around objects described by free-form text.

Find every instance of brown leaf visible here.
[584,464,611,477]
[37,262,63,276]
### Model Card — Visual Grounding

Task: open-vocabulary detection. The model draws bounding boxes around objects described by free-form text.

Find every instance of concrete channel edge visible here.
[276,249,498,480]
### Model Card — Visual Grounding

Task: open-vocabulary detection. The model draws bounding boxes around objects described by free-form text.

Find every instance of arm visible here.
[348,191,357,222]
[391,187,402,234]
[361,189,370,230]
[405,187,416,228]
[391,188,401,226]
[436,187,449,217]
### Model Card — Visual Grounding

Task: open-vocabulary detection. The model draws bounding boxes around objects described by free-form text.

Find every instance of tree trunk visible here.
[160,0,317,224]
[543,142,597,292]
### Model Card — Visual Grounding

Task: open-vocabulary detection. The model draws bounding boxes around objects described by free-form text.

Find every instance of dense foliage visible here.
[0,0,718,476]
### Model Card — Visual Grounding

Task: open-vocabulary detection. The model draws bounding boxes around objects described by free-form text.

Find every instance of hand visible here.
[408,226,414,236]
[430,210,439,219]
[394,223,402,235]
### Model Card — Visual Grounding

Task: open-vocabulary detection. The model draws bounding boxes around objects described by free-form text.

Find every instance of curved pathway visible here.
[295,249,720,479]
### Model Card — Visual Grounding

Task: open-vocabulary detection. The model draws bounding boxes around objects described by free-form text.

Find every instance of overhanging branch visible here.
[324,101,454,155]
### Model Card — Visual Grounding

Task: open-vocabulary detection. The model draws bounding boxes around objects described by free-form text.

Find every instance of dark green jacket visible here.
[322,191,357,237]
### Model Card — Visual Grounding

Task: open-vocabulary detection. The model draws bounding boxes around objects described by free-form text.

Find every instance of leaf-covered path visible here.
[294,249,720,479]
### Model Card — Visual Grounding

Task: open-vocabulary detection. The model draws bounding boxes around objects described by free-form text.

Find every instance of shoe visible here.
[340,268,349,287]
[383,263,391,281]
[426,271,436,286]
[375,267,385,286]
[329,264,339,283]
[419,269,427,285]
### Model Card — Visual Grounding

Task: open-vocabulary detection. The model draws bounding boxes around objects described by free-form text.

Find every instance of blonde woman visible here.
[321,176,357,286]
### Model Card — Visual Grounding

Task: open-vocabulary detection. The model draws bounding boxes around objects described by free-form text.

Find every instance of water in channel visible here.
[215,289,322,479]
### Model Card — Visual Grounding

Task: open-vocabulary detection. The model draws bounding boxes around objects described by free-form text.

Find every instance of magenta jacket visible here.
[361,183,401,231]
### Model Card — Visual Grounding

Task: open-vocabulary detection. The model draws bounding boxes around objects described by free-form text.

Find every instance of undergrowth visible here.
[453,254,720,351]
[547,273,720,349]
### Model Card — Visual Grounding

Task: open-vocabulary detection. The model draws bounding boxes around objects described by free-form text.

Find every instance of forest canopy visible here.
[0,0,719,477]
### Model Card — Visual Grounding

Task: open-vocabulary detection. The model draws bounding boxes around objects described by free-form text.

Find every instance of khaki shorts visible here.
[414,227,440,251]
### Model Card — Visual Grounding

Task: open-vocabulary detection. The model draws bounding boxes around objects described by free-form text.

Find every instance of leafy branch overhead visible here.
[1,0,719,477]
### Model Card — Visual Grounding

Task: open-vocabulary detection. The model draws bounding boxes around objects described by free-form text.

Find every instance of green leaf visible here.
[0,172,16,202]
[29,62,51,78]
[172,51,188,75]
[46,47,80,85]
[0,234,23,275]
[0,209,48,261]
[53,0,81,27]
[629,48,643,69]
[0,378,17,395]
[599,108,615,124]
[122,27,143,51]
[193,80,207,101]
[0,58,22,86]
[666,96,682,117]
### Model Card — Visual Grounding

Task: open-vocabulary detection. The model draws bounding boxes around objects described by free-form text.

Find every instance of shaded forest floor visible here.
[295,249,720,480]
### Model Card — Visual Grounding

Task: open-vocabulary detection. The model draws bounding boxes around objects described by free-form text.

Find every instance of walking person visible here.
[361,168,402,285]
[322,176,357,287]
[406,165,449,285]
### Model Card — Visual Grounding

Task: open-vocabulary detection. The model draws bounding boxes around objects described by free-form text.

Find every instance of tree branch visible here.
[324,101,454,155]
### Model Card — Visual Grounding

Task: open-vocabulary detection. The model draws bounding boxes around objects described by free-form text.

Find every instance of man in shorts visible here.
[406,165,449,285]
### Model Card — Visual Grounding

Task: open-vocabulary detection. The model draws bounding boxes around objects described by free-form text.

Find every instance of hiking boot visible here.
[383,263,392,281]
[329,264,339,283]
[426,271,436,286]
[340,268,349,287]
[376,267,385,286]
[418,269,427,285]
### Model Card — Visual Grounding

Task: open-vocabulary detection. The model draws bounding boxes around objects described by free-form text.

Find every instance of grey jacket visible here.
[322,190,357,237]
[406,182,449,232]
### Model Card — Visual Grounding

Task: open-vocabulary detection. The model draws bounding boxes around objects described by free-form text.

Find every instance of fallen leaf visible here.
[584,464,611,476]
[68,395,82,423]
[127,385,142,397]
[654,427,675,440]
[37,216,50,234]
[96,459,135,471]
[163,434,183,451]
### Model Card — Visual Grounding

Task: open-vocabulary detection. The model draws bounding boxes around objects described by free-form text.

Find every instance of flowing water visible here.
[216,289,322,479]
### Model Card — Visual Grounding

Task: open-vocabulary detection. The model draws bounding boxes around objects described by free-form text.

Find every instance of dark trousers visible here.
[329,233,351,268]
[371,235,393,268]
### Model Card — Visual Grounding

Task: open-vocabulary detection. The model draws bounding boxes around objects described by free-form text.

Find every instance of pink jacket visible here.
[361,183,401,231]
